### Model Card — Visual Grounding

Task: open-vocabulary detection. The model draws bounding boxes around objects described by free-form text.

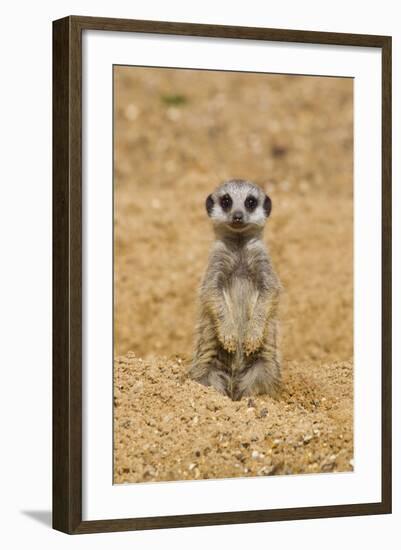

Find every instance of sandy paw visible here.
[217,329,237,353]
[243,334,263,356]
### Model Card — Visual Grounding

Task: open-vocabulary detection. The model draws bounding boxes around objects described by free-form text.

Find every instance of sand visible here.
[114,354,353,482]
[113,67,353,483]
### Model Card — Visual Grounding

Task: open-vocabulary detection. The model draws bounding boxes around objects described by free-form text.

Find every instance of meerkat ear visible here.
[263,195,272,217]
[205,194,214,216]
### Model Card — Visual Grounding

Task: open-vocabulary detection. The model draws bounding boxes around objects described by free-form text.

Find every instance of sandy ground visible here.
[113,67,353,483]
[114,354,353,482]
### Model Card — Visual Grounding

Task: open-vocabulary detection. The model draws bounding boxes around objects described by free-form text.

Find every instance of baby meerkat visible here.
[189,179,281,401]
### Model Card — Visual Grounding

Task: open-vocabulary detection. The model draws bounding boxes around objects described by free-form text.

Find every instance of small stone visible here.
[321,455,337,472]
[234,452,245,462]
[322,461,335,472]
[303,434,313,444]
[188,463,197,471]
[258,464,277,476]
[247,399,256,408]
[259,408,268,418]
[251,450,265,461]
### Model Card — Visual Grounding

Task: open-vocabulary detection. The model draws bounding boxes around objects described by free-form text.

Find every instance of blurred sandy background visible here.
[113,67,353,483]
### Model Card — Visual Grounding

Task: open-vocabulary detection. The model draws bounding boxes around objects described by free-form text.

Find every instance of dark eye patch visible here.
[245,195,258,211]
[219,193,233,211]
[205,194,214,216]
[263,195,272,217]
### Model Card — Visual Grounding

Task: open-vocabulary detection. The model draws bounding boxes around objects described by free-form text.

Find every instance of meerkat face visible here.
[205,179,272,234]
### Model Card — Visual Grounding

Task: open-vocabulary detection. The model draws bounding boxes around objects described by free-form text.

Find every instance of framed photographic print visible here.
[52,16,392,534]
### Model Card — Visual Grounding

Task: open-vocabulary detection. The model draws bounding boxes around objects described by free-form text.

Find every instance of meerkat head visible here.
[205,179,272,236]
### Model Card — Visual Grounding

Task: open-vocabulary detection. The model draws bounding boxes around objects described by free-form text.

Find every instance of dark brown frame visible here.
[53,15,392,534]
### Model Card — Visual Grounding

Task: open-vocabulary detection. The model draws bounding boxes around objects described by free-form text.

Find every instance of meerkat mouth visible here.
[228,222,249,232]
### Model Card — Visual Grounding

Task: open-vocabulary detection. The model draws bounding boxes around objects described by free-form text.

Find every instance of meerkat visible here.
[189,179,281,401]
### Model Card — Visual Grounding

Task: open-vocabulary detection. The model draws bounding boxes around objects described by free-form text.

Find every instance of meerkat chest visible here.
[223,259,259,329]
[227,247,260,282]
[230,255,251,280]
[217,244,265,327]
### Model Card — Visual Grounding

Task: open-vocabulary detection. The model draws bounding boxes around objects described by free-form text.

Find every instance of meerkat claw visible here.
[219,332,236,353]
[244,336,262,356]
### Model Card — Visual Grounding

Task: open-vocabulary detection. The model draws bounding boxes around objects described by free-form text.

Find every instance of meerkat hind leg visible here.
[189,315,231,397]
[235,356,280,400]
[189,352,231,397]
[195,366,231,397]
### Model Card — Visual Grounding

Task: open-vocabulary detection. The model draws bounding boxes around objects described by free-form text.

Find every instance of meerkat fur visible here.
[189,179,281,401]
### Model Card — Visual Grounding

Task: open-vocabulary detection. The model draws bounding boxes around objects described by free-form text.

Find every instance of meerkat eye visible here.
[219,194,232,211]
[245,195,258,211]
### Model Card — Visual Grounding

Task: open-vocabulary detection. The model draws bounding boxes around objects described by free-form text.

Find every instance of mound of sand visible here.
[114,354,353,483]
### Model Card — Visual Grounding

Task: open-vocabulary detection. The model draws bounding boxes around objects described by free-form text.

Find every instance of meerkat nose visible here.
[232,211,244,222]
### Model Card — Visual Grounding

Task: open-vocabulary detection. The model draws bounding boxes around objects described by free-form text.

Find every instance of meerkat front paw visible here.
[217,323,237,353]
[243,326,264,356]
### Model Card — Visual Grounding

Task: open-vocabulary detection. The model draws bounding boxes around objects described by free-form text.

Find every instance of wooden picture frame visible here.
[53,15,392,534]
